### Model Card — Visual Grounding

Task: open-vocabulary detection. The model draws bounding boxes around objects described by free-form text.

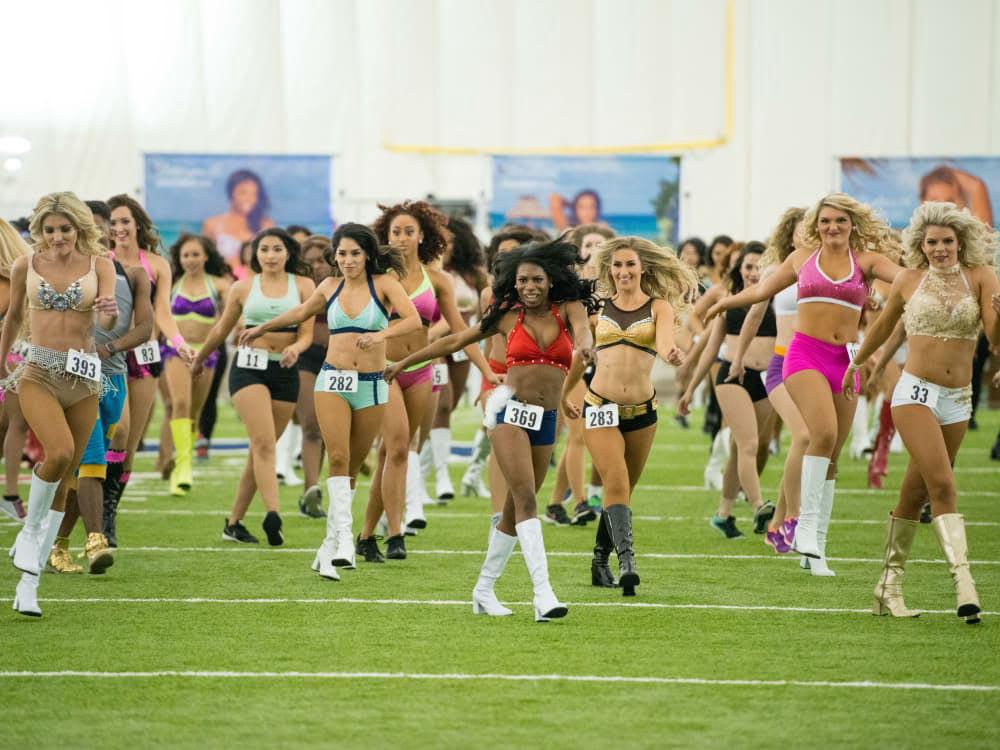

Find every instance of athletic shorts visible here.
[583,389,658,433]
[891,371,972,426]
[79,373,128,479]
[782,331,857,394]
[229,356,299,403]
[716,360,768,403]
[298,343,327,376]
[315,364,388,411]
[126,349,163,379]
[765,352,785,395]
[495,405,558,447]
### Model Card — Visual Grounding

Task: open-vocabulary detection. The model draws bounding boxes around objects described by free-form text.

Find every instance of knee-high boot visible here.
[604,504,639,596]
[932,513,981,624]
[591,511,617,588]
[516,518,567,622]
[872,513,920,617]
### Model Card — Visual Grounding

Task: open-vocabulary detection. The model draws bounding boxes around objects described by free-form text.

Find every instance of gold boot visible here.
[932,513,981,624]
[48,536,83,574]
[872,514,920,617]
[85,532,115,575]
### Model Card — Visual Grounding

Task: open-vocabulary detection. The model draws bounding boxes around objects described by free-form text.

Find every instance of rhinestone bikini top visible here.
[902,264,980,342]
[26,255,98,312]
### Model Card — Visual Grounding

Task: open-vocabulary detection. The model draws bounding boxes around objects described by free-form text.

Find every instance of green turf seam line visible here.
[0,671,995,692]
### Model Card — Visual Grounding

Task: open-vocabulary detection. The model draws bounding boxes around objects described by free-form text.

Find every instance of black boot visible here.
[591,512,617,588]
[356,535,385,563]
[605,504,639,596]
[386,534,407,560]
[102,462,127,548]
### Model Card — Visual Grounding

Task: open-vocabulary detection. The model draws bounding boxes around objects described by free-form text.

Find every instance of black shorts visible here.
[298,343,326,376]
[583,390,658,434]
[716,360,768,403]
[229,358,300,403]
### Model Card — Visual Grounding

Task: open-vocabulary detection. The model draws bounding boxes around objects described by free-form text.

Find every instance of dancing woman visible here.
[162,234,230,495]
[359,202,492,557]
[561,237,696,595]
[707,193,899,569]
[729,208,810,558]
[680,242,777,538]
[192,229,315,546]
[240,223,419,577]
[843,202,999,622]
[0,192,119,616]
[387,239,596,621]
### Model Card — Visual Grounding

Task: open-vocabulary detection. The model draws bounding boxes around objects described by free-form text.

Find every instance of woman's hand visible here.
[484,369,504,387]
[177,342,197,364]
[725,358,745,384]
[384,361,403,384]
[841,364,859,401]
[578,347,597,367]
[238,326,264,348]
[94,295,119,316]
[704,300,726,323]
[561,392,581,420]
[280,346,300,368]
[677,390,693,416]
[663,346,685,367]
[189,357,204,377]
[356,332,382,351]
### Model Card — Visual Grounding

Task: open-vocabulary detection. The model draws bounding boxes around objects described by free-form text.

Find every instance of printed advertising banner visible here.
[490,156,681,244]
[144,154,333,261]
[840,157,999,229]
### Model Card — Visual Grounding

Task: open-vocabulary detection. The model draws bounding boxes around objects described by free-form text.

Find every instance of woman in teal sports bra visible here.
[240,223,420,579]
[193,228,315,547]
[159,234,230,496]
[359,201,497,562]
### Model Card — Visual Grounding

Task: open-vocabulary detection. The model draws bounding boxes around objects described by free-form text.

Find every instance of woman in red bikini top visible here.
[386,238,596,624]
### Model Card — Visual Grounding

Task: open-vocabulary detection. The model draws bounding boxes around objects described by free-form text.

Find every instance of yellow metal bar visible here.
[383,0,735,156]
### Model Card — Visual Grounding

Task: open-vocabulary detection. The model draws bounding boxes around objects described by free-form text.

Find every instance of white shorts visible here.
[890,371,972,426]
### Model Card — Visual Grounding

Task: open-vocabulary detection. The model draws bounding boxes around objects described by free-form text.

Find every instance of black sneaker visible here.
[386,534,407,560]
[570,501,597,526]
[674,414,689,429]
[262,511,284,547]
[544,504,571,525]
[752,502,775,534]
[710,515,744,539]
[222,519,259,544]
[356,534,385,563]
[920,502,932,524]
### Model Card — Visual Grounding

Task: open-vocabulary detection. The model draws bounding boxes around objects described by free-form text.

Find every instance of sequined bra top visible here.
[595,297,656,356]
[797,249,868,312]
[902,265,980,342]
[26,255,98,312]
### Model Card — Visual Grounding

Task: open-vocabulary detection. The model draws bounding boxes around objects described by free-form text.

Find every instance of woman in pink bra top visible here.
[707,193,900,568]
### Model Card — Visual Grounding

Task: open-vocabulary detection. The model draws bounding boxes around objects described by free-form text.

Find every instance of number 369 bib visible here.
[503,399,543,431]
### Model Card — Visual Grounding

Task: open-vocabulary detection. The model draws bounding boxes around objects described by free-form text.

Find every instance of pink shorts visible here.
[395,362,433,391]
[782,332,858,394]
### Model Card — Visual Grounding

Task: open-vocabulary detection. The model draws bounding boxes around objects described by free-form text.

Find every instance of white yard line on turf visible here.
[635,484,1000,497]
[4,596,995,618]
[0,670,993,692]
[97,547,1000,565]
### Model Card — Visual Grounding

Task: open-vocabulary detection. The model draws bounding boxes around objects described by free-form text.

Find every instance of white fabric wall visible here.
[0,0,997,240]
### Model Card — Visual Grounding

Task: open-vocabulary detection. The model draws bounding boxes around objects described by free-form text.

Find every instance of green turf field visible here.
[2,400,998,749]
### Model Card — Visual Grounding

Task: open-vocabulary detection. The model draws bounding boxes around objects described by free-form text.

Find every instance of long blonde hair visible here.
[594,237,699,323]
[0,218,32,277]
[902,201,998,270]
[29,192,106,257]
[761,207,805,268]
[800,193,891,256]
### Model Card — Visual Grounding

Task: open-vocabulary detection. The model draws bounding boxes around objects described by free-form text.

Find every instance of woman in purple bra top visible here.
[160,234,230,496]
[707,193,901,571]
[842,202,999,624]
[354,201,497,563]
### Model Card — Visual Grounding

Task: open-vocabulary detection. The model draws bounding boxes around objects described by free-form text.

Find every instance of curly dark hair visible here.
[328,222,406,278]
[372,200,451,264]
[485,224,539,270]
[226,169,271,233]
[480,238,599,333]
[445,217,488,291]
[727,241,765,294]
[107,194,162,253]
[249,227,311,276]
[169,233,229,279]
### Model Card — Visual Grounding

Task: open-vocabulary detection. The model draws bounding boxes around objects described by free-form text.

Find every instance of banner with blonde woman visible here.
[839,157,999,229]
[489,155,681,244]
[144,153,333,264]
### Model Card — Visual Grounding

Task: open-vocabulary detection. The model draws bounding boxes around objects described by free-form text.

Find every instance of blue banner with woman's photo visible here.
[489,155,681,244]
[144,153,333,264]
[840,157,1000,230]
